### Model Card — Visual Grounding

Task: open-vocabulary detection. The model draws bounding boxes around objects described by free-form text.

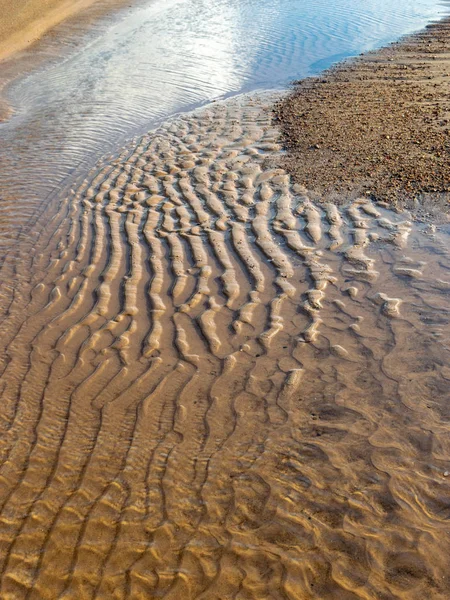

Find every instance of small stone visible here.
[444,471,449,477]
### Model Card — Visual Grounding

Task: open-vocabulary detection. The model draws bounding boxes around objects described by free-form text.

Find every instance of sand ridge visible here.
[0,93,449,598]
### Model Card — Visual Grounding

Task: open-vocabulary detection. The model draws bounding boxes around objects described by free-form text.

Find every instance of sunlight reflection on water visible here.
[0,0,447,248]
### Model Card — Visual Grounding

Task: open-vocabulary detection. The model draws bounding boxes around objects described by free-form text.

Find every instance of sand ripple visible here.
[0,94,450,599]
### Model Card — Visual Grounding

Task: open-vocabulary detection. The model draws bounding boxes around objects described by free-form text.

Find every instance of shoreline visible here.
[0,0,100,62]
[0,0,139,122]
[0,0,138,63]
[0,0,447,237]
[274,16,450,217]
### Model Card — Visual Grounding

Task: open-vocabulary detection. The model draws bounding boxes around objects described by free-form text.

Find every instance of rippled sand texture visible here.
[1,95,450,599]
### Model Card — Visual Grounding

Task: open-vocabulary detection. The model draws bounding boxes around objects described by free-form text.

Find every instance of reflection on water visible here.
[0,0,447,251]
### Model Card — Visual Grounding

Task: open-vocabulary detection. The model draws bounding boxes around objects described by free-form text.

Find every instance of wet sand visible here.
[0,92,450,598]
[275,17,450,212]
[1,10,450,600]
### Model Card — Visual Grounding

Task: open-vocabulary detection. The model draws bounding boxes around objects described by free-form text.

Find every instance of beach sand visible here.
[0,0,138,62]
[0,0,100,60]
[275,18,450,212]
[0,11,450,600]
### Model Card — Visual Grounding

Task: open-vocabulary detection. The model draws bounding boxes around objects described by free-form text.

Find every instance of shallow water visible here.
[0,0,447,251]
[1,94,450,599]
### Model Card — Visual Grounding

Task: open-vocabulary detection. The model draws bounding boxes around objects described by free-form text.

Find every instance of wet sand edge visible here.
[0,0,142,121]
[0,0,137,63]
[274,16,450,218]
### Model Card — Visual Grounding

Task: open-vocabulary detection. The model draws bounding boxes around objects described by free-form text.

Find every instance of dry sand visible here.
[275,17,450,213]
[0,0,139,63]
[0,12,450,600]
[0,0,102,61]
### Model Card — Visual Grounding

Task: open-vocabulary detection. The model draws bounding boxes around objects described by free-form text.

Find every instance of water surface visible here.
[0,0,447,248]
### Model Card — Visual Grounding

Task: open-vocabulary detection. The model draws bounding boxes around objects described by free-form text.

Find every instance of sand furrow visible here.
[0,92,449,599]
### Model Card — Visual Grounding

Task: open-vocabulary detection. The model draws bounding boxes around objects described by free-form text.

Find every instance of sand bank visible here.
[275,17,450,212]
